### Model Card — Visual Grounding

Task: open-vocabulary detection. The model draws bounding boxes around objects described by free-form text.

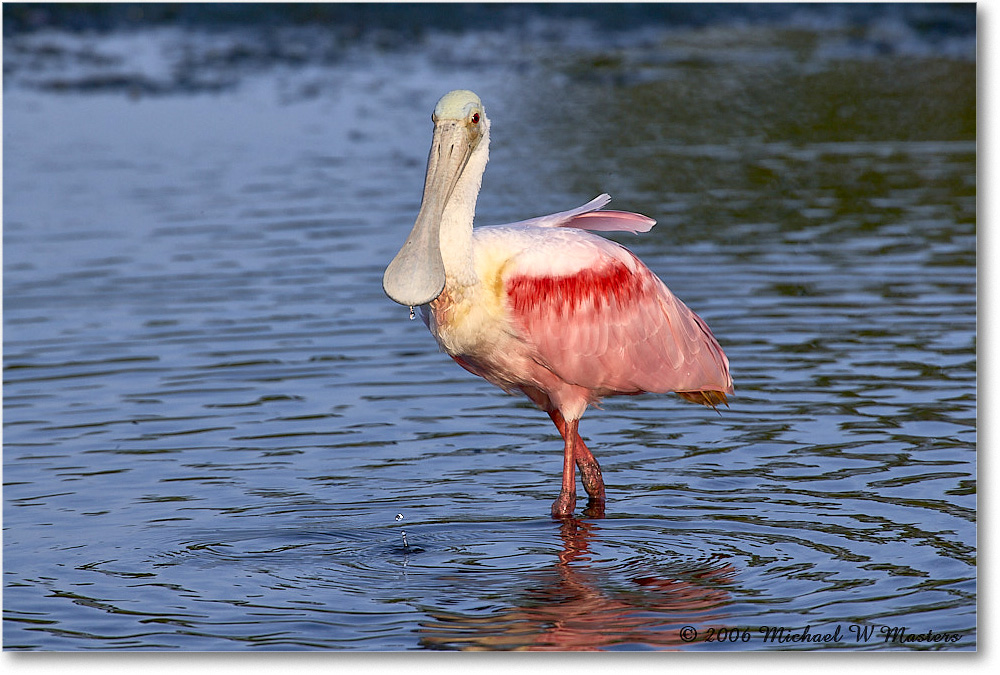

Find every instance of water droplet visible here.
[395,513,404,522]
[408,306,415,320]
[400,530,409,549]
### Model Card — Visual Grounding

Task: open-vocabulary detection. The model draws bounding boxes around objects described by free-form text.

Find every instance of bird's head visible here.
[383,90,488,307]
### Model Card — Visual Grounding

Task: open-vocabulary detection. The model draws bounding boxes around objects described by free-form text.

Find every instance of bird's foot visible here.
[577,458,605,502]
[582,497,606,519]
[551,490,577,519]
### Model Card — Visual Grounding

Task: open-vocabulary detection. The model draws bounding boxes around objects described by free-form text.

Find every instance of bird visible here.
[383,89,733,518]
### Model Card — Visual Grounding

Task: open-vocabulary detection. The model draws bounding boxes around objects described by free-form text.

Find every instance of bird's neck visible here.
[439,132,489,291]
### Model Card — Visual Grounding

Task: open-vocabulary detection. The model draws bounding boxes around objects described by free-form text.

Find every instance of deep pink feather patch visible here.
[507,258,646,318]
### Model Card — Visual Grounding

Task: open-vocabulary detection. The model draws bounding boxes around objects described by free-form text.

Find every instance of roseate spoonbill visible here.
[383,90,733,517]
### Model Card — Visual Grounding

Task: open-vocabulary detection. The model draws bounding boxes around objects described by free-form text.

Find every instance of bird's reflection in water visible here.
[419,517,735,650]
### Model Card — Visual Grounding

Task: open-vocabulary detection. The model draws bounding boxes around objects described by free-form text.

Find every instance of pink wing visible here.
[503,194,656,234]
[503,232,732,401]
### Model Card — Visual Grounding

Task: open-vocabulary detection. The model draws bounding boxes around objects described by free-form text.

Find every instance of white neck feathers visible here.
[439,119,490,290]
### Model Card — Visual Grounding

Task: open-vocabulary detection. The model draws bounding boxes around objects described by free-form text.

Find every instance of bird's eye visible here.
[471,112,480,124]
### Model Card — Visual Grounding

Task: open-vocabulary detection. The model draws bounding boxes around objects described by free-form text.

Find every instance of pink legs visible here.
[548,410,605,518]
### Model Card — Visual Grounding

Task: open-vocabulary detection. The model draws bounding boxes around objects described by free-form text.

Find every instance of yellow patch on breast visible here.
[429,243,516,357]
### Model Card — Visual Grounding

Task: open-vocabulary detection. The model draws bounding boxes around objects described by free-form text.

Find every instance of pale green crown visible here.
[433,90,483,121]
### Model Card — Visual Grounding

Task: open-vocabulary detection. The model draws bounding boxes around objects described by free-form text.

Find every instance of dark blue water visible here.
[3,5,976,650]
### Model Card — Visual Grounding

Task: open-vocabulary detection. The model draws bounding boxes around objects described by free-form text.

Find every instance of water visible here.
[3,7,976,651]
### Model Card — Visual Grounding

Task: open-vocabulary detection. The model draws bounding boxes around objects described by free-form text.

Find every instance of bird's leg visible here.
[551,424,577,518]
[547,410,576,517]
[547,411,605,517]
[573,433,606,503]
[547,410,605,502]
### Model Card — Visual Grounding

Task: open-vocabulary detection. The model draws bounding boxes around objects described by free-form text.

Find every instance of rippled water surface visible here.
[3,8,976,651]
